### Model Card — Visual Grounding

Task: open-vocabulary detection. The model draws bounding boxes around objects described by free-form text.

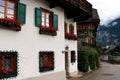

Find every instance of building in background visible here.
[77,8,100,50]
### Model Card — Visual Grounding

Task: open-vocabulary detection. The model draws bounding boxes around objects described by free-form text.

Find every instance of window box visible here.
[39,51,54,72]
[0,51,18,79]
[39,27,57,36]
[65,32,78,40]
[0,18,23,31]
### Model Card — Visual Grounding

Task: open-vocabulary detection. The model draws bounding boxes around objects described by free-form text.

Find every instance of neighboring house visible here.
[101,45,120,61]
[105,45,120,54]
[77,8,100,50]
[0,0,92,80]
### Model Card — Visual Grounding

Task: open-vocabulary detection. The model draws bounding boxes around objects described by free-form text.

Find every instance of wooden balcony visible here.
[46,0,92,21]
[82,42,96,48]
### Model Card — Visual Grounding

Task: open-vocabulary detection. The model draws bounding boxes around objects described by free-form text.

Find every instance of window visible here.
[65,24,77,40]
[0,0,26,31]
[69,24,74,34]
[35,7,58,30]
[0,0,17,19]
[42,10,53,27]
[39,51,54,72]
[64,22,68,33]
[71,51,76,63]
[0,51,18,79]
[0,0,26,23]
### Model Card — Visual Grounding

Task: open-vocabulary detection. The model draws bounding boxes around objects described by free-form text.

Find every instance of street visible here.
[71,62,120,80]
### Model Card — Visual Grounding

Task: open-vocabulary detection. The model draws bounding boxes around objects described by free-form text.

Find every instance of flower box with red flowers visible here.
[0,18,23,31]
[39,27,57,36]
[65,32,78,40]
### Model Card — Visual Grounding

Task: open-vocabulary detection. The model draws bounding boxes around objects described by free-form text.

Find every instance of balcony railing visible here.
[82,42,96,48]
[46,0,92,20]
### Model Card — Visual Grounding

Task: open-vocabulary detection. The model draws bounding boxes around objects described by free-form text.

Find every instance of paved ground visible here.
[70,62,120,80]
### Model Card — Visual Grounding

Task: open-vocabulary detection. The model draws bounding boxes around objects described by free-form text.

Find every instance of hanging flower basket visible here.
[39,27,57,36]
[0,18,23,31]
[65,32,78,40]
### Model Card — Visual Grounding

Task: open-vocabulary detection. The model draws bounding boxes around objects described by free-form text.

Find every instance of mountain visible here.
[97,17,120,46]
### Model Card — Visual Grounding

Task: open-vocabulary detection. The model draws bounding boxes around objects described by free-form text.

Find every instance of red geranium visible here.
[40,26,56,32]
[0,18,23,27]
[0,17,23,31]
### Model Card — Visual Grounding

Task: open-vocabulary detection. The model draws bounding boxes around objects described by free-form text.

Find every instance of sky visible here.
[88,0,120,25]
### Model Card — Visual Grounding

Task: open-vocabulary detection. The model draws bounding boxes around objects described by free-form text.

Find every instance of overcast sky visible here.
[88,0,120,25]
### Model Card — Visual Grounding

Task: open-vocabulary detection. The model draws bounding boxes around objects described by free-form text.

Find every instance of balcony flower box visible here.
[39,27,57,36]
[0,18,23,31]
[65,32,78,40]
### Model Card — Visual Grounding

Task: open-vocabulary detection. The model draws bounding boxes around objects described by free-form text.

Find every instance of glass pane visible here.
[46,14,49,18]
[0,57,2,68]
[0,13,4,18]
[42,21,44,26]
[8,9,14,15]
[46,23,49,27]
[5,57,11,70]
[0,0,5,6]
[8,2,14,9]
[0,6,4,12]
[42,17,44,21]
[46,19,49,23]
[42,12,44,17]
[7,14,14,18]
[40,57,43,67]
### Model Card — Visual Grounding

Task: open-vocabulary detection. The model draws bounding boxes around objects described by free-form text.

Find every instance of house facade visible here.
[77,9,100,50]
[0,0,92,80]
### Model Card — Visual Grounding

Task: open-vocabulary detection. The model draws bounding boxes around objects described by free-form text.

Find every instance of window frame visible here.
[69,24,74,34]
[39,51,54,72]
[0,51,18,79]
[0,0,17,19]
[41,8,53,27]
[71,51,76,63]
[64,21,68,33]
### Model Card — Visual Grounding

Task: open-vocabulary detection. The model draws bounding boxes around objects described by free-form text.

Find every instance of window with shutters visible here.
[35,8,58,36]
[0,0,26,31]
[0,51,18,79]
[39,51,54,72]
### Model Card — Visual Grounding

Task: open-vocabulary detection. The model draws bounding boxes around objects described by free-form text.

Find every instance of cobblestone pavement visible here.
[70,62,120,80]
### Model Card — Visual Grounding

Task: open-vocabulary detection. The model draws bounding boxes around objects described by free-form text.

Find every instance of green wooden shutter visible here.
[17,3,26,24]
[53,14,58,30]
[35,8,42,27]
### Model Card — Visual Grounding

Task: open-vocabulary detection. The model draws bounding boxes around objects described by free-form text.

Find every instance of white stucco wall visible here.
[0,0,78,80]
[64,18,78,73]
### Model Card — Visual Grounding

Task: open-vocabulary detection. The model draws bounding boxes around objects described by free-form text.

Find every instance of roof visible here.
[77,8,100,24]
[105,45,120,54]
[105,45,117,54]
